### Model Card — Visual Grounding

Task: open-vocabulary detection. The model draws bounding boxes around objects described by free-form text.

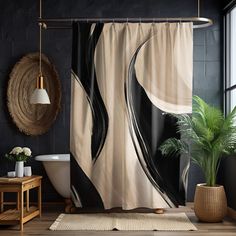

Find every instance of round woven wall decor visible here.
[7,53,61,136]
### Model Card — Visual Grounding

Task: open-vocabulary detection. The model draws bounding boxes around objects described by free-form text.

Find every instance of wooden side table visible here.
[0,175,42,231]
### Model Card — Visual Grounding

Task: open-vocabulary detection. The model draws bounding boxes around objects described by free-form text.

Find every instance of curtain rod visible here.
[39,17,213,29]
[223,0,236,12]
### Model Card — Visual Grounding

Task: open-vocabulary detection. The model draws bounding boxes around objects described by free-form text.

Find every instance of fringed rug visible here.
[50,213,197,231]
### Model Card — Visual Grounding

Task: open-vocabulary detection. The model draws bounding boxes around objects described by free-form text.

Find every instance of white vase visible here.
[15,161,24,177]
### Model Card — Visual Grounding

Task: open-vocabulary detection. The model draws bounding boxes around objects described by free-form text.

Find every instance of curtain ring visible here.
[166,18,169,25]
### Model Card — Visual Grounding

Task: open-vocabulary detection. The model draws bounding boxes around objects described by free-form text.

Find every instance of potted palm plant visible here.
[159,96,236,222]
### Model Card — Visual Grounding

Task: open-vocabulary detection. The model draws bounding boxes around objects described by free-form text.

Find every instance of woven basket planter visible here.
[7,53,61,136]
[194,184,227,223]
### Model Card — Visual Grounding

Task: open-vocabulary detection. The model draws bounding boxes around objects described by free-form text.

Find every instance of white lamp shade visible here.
[30,88,50,104]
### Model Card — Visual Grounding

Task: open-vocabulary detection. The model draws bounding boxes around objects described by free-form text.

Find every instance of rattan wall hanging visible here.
[7,53,61,136]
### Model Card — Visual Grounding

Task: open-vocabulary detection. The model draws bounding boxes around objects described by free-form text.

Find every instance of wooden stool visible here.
[0,175,42,231]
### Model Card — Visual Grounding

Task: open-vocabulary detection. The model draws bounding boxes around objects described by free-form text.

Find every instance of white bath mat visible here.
[49,213,197,231]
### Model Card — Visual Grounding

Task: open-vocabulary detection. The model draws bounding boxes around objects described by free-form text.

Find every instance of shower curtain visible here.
[70,22,193,209]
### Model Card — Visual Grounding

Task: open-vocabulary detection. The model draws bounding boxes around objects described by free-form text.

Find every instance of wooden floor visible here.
[0,204,236,236]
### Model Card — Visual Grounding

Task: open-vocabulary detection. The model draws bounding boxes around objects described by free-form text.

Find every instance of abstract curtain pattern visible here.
[70,22,193,210]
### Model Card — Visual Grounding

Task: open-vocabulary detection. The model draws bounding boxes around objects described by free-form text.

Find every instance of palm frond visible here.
[159,138,188,157]
[205,106,224,134]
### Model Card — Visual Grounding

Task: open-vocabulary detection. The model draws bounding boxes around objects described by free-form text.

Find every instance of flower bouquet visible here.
[5,147,32,177]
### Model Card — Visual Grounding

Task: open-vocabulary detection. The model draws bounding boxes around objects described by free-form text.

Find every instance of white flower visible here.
[10,147,23,155]
[22,147,32,157]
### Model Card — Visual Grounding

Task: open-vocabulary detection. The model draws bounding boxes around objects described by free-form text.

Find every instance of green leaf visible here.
[159,138,188,157]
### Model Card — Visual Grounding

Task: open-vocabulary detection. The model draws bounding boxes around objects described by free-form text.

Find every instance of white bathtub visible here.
[35,154,70,198]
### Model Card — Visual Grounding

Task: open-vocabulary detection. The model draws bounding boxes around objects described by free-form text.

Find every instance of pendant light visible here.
[30,0,50,104]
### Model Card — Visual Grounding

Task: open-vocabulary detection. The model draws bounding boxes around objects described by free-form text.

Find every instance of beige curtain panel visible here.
[70,22,193,210]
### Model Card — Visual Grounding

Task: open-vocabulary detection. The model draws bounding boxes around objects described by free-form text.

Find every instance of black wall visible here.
[0,0,223,203]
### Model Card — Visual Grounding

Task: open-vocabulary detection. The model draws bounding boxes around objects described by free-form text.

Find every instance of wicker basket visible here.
[7,53,61,136]
[194,184,227,222]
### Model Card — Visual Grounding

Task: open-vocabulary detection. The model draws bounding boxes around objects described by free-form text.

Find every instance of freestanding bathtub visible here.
[35,154,70,199]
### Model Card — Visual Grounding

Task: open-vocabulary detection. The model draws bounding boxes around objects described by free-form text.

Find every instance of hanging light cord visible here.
[39,0,42,76]
[29,0,50,104]
[198,0,200,18]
